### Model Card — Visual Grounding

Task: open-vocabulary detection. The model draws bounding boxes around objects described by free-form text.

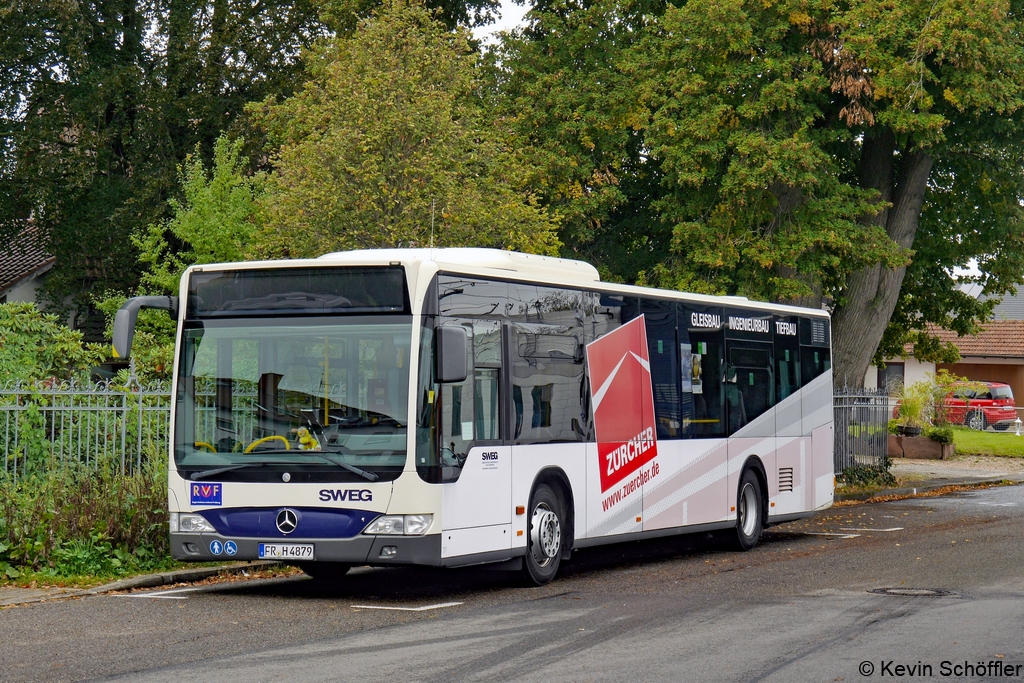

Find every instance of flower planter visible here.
[888,434,955,460]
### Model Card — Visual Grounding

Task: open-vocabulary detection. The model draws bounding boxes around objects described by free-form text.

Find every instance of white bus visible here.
[113,248,834,585]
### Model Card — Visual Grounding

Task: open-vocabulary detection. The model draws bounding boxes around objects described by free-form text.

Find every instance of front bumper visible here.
[170,532,442,566]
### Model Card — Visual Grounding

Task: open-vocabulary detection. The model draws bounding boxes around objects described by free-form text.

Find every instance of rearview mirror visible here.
[436,326,470,384]
[112,296,178,359]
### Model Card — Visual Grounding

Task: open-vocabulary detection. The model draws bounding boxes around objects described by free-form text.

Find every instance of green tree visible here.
[134,135,263,295]
[251,0,561,258]
[0,0,326,325]
[611,0,1024,385]
[97,134,262,379]
[490,0,667,282]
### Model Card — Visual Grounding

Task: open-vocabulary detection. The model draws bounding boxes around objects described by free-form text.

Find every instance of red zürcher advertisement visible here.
[586,315,659,493]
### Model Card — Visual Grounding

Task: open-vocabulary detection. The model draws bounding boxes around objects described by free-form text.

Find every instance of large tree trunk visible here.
[831,129,933,388]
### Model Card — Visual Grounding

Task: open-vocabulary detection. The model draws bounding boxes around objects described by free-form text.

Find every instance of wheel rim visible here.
[529,502,561,567]
[738,482,758,538]
[969,412,984,430]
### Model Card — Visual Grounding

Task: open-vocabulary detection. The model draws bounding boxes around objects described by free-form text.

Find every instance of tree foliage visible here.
[96,134,262,379]
[0,0,326,320]
[497,0,1024,385]
[251,0,561,258]
[491,0,667,282]
[134,135,263,295]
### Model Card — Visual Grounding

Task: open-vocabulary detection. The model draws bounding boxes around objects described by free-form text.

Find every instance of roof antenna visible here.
[430,199,435,249]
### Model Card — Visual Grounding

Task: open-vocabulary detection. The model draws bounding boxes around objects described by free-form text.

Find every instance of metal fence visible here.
[2,378,896,479]
[0,379,171,481]
[833,387,893,472]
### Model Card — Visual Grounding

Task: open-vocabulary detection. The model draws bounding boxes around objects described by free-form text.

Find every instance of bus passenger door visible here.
[439,320,513,560]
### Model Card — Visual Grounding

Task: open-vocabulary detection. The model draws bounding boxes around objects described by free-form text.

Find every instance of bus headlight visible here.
[175,513,216,533]
[363,514,433,536]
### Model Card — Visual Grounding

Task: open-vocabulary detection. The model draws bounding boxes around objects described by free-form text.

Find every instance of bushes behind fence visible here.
[0,451,170,579]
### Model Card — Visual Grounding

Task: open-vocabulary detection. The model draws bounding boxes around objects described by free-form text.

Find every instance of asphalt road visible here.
[4,485,1024,682]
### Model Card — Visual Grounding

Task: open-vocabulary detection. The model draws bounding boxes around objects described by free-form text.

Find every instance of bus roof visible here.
[318,248,601,283]
[316,248,828,319]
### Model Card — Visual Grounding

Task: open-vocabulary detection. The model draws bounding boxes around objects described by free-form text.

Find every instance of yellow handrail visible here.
[244,435,291,453]
[194,442,216,452]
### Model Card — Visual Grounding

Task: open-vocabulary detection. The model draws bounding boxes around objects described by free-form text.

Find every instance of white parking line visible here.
[351,601,463,612]
[804,532,860,539]
[113,586,207,600]
[840,527,904,532]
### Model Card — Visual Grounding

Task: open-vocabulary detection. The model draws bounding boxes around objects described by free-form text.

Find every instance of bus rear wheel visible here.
[521,483,563,586]
[733,469,763,551]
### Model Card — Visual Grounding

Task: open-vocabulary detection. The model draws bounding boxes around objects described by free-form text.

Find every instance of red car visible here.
[944,381,1017,431]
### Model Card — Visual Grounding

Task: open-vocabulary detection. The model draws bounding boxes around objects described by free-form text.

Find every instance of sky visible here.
[471,0,529,44]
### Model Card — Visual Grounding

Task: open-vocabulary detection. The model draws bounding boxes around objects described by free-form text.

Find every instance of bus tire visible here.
[299,562,351,582]
[733,469,763,551]
[521,483,563,586]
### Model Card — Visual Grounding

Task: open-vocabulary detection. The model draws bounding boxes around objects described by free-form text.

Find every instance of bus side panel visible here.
[801,372,835,511]
[585,441,641,538]
[511,442,588,551]
[772,436,808,516]
[813,424,835,509]
[642,440,729,531]
[441,445,512,559]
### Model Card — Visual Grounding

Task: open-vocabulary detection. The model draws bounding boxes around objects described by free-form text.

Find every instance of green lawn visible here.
[953,426,1024,457]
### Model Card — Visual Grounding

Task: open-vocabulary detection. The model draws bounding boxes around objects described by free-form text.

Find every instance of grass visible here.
[952,426,1024,457]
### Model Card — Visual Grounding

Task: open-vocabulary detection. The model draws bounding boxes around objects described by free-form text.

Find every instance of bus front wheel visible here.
[733,469,764,551]
[521,483,563,586]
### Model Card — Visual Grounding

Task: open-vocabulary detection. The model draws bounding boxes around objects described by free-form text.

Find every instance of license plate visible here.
[259,543,314,560]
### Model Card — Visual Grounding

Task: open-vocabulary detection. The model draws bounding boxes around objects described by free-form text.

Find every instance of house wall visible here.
[937,361,1024,404]
[3,274,44,304]
[864,357,935,391]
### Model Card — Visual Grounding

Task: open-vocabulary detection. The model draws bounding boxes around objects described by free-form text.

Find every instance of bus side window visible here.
[799,317,831,385]
[680,305,725,438]
[643,298,682,439]
[439,323,474,475]
[510,285,585,444]
[774,315,800,402]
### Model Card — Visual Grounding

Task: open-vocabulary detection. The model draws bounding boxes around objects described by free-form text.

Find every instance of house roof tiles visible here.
[0,226,55,296]
[926,320,1024,359]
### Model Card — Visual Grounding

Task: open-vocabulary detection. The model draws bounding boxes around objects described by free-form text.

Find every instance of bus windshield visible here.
[174,316,412,483]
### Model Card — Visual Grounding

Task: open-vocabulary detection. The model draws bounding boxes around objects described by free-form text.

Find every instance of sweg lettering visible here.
[482,451,498,461]
[318,489,373,502]
[605,427,655,477]
[601,462,660,511]
[775,321,797,336]
[728,316,770,333]
[690,312,721,329]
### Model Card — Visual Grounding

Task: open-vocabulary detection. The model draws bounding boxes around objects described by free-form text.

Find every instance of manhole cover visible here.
[868,588,959,598]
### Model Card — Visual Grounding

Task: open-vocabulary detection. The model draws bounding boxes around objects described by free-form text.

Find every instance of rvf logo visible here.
[191,482,222,506]
[586,315,659,493]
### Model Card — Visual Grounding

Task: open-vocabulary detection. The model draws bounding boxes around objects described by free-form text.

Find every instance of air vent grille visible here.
[779,467,794,492]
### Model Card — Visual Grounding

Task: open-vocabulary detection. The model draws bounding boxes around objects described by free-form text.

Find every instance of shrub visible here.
[0,452,170,579]
[0,303,107,382]
[924,425,954,445]
[839,462,898,489]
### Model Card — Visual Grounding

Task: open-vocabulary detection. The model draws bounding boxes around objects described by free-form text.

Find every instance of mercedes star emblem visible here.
[276,508,298,535]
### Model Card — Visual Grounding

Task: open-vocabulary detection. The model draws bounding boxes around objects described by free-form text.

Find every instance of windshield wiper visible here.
[189,463,266,480]
[309,451,380,482]
[235,448,380,482]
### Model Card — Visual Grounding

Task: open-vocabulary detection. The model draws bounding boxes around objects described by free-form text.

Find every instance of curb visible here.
[1,561,281,608]
[84,560,281,595]
[835,476,1023,502]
